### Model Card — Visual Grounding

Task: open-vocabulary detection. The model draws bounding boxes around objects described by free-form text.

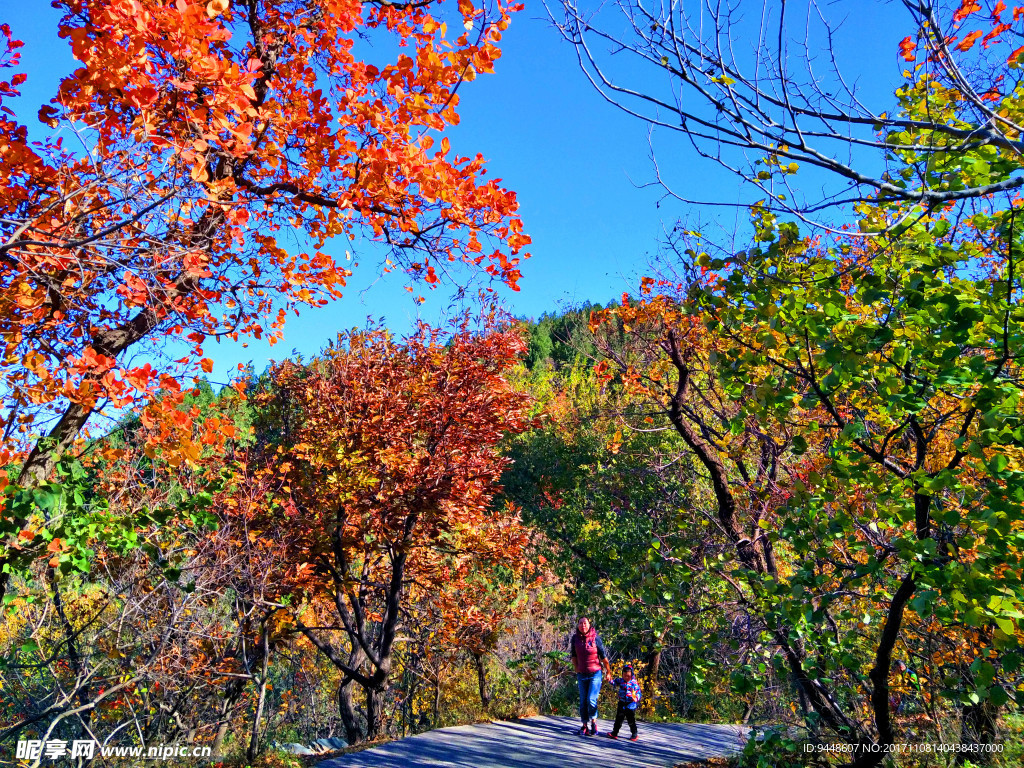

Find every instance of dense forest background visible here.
[2,302,1021,767]
[3,1,1024,767]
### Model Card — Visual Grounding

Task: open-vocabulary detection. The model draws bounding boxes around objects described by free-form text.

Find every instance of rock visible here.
[311,738,348,753]
[277,742,315,755]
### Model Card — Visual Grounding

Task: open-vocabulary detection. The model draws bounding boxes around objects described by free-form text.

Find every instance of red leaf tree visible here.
[251,316,531,740]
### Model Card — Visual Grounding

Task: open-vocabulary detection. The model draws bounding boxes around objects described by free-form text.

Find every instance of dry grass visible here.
[674,758,732,768]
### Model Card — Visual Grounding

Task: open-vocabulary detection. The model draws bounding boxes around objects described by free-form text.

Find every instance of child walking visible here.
[606,663,641,741]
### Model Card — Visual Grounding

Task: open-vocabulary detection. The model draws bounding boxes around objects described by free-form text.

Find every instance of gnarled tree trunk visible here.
[338,678,361,744]
[472,652,490,712]
[364,684,387,741]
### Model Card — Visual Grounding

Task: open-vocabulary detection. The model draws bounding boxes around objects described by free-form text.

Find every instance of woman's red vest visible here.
[571,627,601,674]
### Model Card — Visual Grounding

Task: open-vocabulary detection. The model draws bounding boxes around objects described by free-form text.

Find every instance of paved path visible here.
[319,715,750,768]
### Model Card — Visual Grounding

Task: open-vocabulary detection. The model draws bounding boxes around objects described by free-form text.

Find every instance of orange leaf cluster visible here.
[0,0,530,473]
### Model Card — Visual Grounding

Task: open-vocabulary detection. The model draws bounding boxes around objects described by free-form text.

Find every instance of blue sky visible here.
[5,1,912,383]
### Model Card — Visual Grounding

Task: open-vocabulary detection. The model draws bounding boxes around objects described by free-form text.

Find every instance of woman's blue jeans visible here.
[576,669,602,723]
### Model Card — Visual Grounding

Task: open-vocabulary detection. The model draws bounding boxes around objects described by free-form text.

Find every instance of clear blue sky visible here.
[4,1,911,383]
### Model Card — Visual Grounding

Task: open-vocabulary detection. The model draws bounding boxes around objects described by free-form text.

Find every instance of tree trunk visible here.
[956,701,999,767]
[210,678,244,758]
[645,646,662,683]
[677,664,689,718]
[644,627,667,714]
[246,631,270,762]
[338,678,361,744]
[49,574,94,747]
[645,625,668,683]
[211,720,231,759]
[433,673,442,728]
[0,264,214,606]
[741,692,758,724]
[473,652,490,712]
[666,338,863,744]
[364,684,387,741]
[795,676,810,718]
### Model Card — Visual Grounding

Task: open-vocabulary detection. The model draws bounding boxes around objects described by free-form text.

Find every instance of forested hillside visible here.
[2,1,1024,767]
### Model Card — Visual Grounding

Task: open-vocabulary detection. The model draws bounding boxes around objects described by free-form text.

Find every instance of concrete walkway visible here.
[319,715,750,768]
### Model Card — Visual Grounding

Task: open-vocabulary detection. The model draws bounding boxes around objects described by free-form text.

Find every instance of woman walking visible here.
[569,616,611,736]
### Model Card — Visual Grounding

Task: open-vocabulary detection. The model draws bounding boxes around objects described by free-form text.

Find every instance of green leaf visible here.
[994,616,1016,635]
[988,454,1009,475]
[989,685,1009,707]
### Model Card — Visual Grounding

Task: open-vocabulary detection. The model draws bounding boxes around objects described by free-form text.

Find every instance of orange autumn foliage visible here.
[0,0,528,475]
[0,0,529,594]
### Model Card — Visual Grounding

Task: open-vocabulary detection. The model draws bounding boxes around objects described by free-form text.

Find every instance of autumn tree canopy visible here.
[0,0,529,602]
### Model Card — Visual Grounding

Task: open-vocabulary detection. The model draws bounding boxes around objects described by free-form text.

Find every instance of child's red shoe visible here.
[605,733,618,740]
[629,734,638,741]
